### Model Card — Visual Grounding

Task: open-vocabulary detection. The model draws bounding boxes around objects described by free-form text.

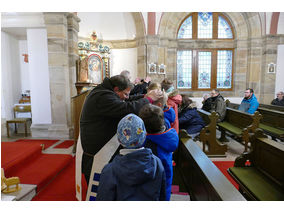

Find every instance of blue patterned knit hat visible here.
[117,114,146,149]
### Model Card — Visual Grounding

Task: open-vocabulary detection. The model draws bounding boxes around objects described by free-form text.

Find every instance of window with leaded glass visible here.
[198,12,213,38]
[177,16,192,39]
[177,51,192,88]
[176,12,234,91]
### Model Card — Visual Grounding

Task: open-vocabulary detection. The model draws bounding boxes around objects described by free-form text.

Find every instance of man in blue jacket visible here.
[239,88,259,114]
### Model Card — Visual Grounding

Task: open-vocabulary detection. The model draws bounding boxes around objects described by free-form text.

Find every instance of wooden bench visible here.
[257,108,284,141]
[197,109,227,157]
[173,130,246,201]
[228,130,284,200]
[259,103,284,112]
[217,107,262,152]
[225,99,239,110]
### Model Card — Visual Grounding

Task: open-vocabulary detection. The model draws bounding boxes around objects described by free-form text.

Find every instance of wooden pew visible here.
[197,109,227,157]
[217,107,262,152]
[225,100,284,141]
[225,99,239,110]
[226,99,284,113]
[71,90,90,152]
[257,108,284,141]
[259,103,284,112]
[173,130,246,201]
[228,130,284,200]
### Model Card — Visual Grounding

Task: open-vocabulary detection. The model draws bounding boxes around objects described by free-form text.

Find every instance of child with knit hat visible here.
[96,114,166,201]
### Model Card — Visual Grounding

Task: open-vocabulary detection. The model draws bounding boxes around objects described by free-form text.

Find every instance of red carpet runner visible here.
[15,139,59,149]
[1,141,73,193]
[213,161,239,190]
[54,140,74,149]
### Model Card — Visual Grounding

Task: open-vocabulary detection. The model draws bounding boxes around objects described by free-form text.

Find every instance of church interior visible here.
[1,9,284,205]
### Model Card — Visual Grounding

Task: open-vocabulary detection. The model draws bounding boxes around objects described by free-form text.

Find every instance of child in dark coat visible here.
[139,104,179,201]
[96,114,166,201]
[178,94,205,139]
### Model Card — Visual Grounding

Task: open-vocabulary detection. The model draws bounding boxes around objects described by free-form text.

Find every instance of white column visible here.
[276,45,284,95]
[27,28,52,136]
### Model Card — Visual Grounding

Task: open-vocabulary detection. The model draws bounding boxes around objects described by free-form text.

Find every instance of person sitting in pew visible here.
[178,94,205,139]
[271,91,284,106]
[209,89,226,122]
[201,93,212,112]
[139,104,179,201]
[96,114,166,201]
[239,88,259,114]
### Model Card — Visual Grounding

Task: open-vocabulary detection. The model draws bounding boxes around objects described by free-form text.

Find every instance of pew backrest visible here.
[175,133,245,201]
[257,108,284,129]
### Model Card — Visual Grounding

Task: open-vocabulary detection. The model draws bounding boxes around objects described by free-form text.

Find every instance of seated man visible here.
[271,91,284,106]
[239,88,259,114]
[209,89,226,122]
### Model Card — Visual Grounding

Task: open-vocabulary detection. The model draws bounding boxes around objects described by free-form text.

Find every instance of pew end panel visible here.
[217,108,261,152]
[197,109,227,157]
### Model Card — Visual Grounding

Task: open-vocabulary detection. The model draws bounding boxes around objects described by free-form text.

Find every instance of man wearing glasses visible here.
[239,88,259,114]
[271,91,284,106]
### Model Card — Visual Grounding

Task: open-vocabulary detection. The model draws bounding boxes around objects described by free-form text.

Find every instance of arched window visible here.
[177,12,235,91]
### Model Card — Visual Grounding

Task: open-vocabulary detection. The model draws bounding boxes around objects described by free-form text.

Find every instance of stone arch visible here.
[158,12,263,39]
[131,12,146,38]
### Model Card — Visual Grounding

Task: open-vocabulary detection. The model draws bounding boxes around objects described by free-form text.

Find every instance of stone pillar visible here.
[67,13,80,137]
[43,12,79,139]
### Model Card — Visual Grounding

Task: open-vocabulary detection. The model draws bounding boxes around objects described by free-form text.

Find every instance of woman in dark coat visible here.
[178,94,205,138]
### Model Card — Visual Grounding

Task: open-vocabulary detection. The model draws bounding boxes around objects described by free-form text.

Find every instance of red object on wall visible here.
[22,54,28,63]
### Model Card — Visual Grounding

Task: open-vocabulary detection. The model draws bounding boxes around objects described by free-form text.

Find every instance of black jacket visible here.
[80,77,149,155]
[271,98,284,107]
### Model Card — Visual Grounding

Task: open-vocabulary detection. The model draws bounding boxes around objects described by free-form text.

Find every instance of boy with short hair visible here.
[96,114,166,201]
[139,104,179,201]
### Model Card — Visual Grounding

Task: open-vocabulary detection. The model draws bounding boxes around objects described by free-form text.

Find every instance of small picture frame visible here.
[158,64,166,74]
[148,63,156,74]
[267,63,276,74]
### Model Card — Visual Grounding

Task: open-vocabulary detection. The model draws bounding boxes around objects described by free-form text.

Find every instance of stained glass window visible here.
[217,50,232,88]
[176,13,234,90]
[198,52,211,88]
[178,16,192,39]
[177,51,192,88]
[198,12,213,38]
[218,16,233,38]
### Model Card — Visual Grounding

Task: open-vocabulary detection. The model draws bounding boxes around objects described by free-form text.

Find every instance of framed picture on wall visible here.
[148,63,156,74]
[88,54,104,84]
[267,63,276,74]
[158,64,166,74]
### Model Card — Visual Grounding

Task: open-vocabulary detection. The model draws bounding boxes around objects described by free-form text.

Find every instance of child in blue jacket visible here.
[139,104,179,201]
[96,114,166,201]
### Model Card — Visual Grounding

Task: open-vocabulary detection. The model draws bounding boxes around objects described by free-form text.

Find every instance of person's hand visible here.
[144,76,151,83]
[145,89,163,101]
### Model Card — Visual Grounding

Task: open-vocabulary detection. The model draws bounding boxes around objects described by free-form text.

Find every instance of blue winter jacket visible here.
[96,148,166,201]
[178,107,205,134]
[239,94,259,114]
[144,128,179,201]
[164,107,175,130]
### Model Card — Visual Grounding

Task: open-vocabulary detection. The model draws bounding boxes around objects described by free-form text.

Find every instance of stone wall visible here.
[43,12,80,138]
